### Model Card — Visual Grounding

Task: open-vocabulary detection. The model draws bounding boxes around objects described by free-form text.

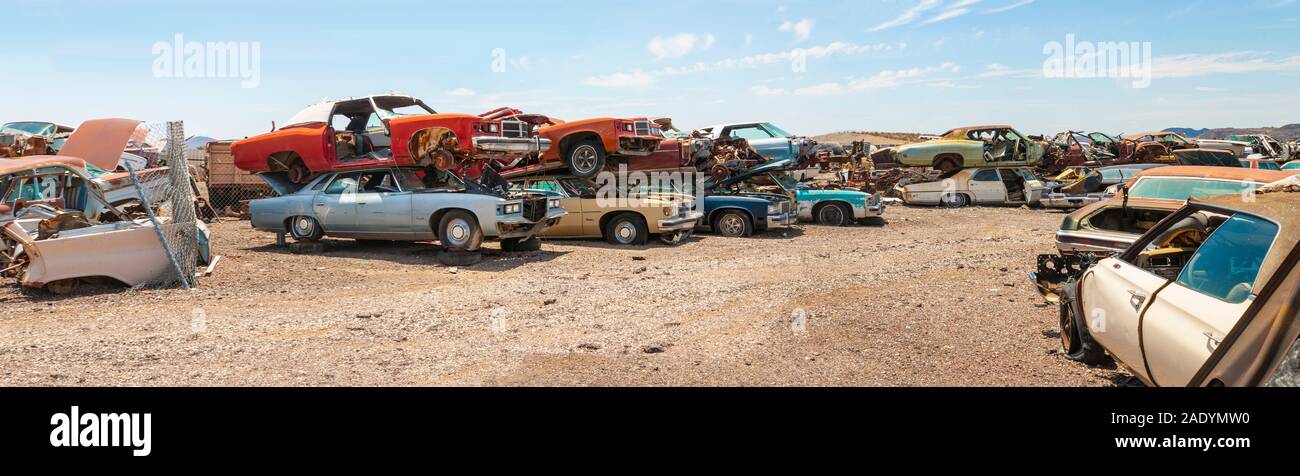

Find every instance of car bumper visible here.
[1040,193,1111,209]
[496,210,566,239]
[857,193,886,218]
[658,211,704,231]
[766,211,797,228]
[473,136,553,155]
[1055,230,1134,255]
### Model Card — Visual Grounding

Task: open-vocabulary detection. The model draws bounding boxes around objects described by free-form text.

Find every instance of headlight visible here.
[548,198,561,209]
[501,203,521,215]
[768,203,780,214]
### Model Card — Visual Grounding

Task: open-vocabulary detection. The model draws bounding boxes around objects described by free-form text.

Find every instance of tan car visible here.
[1056,189,1300,386]
[510,175,702,245]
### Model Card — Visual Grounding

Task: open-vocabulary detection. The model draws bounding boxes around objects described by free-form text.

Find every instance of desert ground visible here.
[0,204,1128,386]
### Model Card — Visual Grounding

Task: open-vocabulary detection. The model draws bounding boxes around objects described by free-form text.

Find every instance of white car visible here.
[1056,191,1299,386]
[897,167,1044,207]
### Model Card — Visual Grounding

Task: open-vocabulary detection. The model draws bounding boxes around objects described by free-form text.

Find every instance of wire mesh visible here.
[130,121,202,290]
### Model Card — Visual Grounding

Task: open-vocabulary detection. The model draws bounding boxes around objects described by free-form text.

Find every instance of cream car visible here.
[1057,191,1300,386]
[897,167,1044,207]
[511,175,702,245]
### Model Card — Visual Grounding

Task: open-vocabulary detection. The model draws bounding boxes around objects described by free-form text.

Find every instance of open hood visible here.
[57,118,143,170]
[710,158,796,189]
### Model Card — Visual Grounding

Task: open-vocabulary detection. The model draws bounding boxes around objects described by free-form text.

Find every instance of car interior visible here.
[327,98,432,164]
[1128,210,1275,305]
[998,169,1027,202]
[1084,207,1173,235]
[970,129,1024,162]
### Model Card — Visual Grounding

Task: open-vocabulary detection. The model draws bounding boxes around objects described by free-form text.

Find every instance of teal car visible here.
[712,159,884,226]
[1282,161,1300,171]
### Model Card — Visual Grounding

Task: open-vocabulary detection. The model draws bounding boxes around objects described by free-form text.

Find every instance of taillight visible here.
[474,122,501,134]
[324,127,335,159]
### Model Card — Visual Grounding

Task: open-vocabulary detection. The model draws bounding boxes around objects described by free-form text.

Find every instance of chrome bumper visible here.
[658,211,704,231]
[496,210,566,239]
[473,136,553,154]
[766,211,797,228]
[1041,193,1111,210]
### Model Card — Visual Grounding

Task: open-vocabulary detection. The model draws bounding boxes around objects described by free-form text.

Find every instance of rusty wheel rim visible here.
[718,214,745,237]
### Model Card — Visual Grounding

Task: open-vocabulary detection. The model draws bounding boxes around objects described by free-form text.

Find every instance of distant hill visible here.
[813,131,925,146]
[1164,125,1300,142]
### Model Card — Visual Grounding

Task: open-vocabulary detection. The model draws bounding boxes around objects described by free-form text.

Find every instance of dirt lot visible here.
[0,205,1128,386]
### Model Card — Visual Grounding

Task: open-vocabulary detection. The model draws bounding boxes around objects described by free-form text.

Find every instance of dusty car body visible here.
[879,125,1045,173]
[1227,134,1289,160]
[898,167,1045,208]
[1125,165,1295,202]
[250,166,564,251]
[1193,138,1250,158]
[509,175,701,245]
[1041,131,1118,173]
[695,122,821,167]
[0,121,75,157]
[1120,131,1198,163]
[1240,158,1282,170]
[1052,191,1300,386]
[1,119,207,293]
[714,159,884,226]
[1039,163,1166,209]
[231,95,552,184]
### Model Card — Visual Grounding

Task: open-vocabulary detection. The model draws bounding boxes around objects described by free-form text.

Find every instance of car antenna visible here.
[270,121,276,132]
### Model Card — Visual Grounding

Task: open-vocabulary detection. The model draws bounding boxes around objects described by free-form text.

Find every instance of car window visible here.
[324,173,359,195]
[729,126,774,141]
[972,169,1000,181]
[1176,213,1278,303]
[761,123,794,138]
[1017,169,1038,181]
[364,113,385,131]
[1261,162,1281,171]
[1100,168,1125,181]
[1128,177,1250,201]
[559,178,598,198]
[310,175,332,191]
[358,171,398,192]
[529,179,566,196]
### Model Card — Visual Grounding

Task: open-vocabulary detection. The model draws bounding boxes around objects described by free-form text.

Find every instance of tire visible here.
[436,249,483,267]
[289,216,324,242]
[501,236,542,252]
[1059,283,1108,365]
[604,214,648,246]
[814,202,852,226]
[437,210,484,251]
[565,141,606,178]
[933,157,961,174]
[939,193,969,208]
[713,210,753,238]
[287,159,312,184]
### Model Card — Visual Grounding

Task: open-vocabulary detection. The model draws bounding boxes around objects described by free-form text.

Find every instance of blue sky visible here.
[5,0,1300,139]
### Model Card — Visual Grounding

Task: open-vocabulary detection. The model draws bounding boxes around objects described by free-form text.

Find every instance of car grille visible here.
[501,119,532,138]
[522,196,547,222]
[634,120,658,137]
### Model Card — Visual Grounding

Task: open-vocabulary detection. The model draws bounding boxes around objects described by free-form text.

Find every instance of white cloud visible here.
[647,33,714,60]
[985,0,1035,14]
[1195,86,1227,92]
[794,83,844,96]
[1151,51,1300,79]
[446,88,476,97]
[583,70,654,89]
[778,18,814,41]
[750,85,786,97]
[869,0,941,32]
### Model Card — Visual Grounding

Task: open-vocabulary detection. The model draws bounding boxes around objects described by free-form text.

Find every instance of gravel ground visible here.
[0,205,1127,386]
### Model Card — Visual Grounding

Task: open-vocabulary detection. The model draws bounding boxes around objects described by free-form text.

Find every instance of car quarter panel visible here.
[249,192,315,232]
[232,125,329,172]
[410,193,503,238]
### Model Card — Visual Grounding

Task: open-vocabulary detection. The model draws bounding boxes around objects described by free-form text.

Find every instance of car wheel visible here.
[501,236,542,252]
[815,202,851,226]
[1059,283,1109,365]
[934,157,961,174]
[713,211,752,238]
[566,141,606,178]
[287,159,312,184]
[289,216,323,242]
[438,210,484,251]
[604,214,648,246]
[939,193,969,208]
[436,249,483,267]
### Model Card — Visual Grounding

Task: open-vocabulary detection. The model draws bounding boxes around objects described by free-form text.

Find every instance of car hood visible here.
[56,118,142,171]
[711,158,797,188]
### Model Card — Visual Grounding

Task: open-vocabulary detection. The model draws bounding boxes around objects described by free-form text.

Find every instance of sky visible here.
[4,0,1300,140]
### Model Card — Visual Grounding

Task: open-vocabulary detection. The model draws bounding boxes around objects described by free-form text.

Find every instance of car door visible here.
[314,172,360,233]
[353,169,413,238]
[1080,257,1171,381]
[967,169,1006,203]
[1140,213,1280,386]
[725,124,790,161]
[528,178,585,236]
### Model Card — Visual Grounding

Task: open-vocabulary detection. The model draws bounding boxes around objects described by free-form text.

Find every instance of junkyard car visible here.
[1193,138,1250,158]
[477,108,665,178]
[695,122,821,166]
[0,121,75,157]
[509,175,701,245]
[1040,131,1118,173]
[1053,190,1300,386]
[879,125,1045,173]
[1039,163,1165,209]
[249,166,565,255]
[717,159,884,226]
[1240,158,1282,170]
[1120,131,1198,163]
[232,94,551,184]
[1227,134,1290,160]
[898,167,1045,208]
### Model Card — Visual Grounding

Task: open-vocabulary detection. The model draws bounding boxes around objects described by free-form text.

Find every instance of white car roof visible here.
[281,94,425,129]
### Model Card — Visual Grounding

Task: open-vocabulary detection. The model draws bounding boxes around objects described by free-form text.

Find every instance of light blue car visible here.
[712,159,885,226]
[697,122,822,165]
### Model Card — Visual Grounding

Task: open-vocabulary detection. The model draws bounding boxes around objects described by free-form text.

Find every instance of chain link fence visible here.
[127,121,203,290]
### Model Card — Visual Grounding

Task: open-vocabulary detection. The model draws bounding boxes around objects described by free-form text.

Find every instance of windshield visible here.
[377,104,433,119]
[1129,177,1253,201]
[1,122,55,136]
[763,123,794,138]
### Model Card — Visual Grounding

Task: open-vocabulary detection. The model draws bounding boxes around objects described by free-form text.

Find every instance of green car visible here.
[881,125,1045,173]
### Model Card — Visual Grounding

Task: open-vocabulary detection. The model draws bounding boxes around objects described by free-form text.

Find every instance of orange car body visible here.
[537,117,662,162]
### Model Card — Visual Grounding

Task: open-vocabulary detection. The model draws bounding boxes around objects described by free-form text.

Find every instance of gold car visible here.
[511,175,702,245]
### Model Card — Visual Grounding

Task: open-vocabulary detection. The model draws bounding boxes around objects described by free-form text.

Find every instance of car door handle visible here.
[314,203,326,207]
[1127,290,1146,312]
[1203,332,1223,348]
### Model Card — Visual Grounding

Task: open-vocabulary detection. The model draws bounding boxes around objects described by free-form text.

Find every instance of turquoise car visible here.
[1282,161,1300,171]
[712,159,885,226]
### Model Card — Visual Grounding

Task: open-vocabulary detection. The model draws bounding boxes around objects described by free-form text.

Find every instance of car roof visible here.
[282,94,426,128]
[1099,163,1165,171]
[1070,196,1186,219]
[1132,165,1297,182]
[0,156,88,175]
[941,125,1014,137]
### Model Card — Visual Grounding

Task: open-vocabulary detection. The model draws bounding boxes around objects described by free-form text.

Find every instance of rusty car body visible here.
[878,125,1045,173]
[231,95,551,184]
[0,121,75,158]
[509,175,701,245]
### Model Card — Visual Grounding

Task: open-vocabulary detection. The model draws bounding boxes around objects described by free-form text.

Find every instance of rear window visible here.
[1176,213,1278,303]
[1128,177,1249,201]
